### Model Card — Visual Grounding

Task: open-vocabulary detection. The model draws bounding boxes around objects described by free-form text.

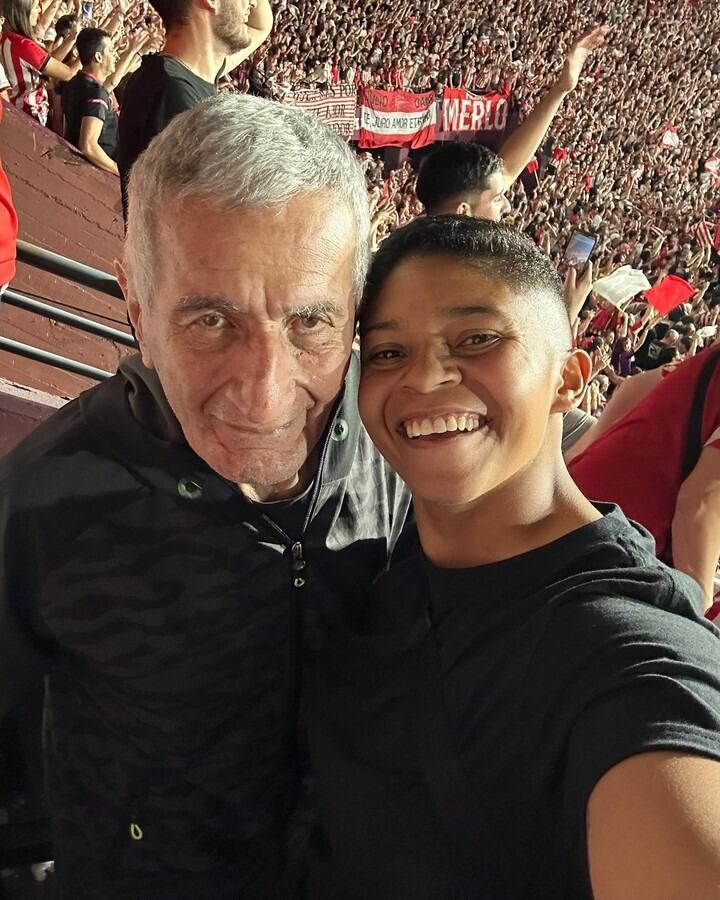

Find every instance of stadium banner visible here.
[358,89,437,149]
[285,84,357,140]
[442,88,511,135]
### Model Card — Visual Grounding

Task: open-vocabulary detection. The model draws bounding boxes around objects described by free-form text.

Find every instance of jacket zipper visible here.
[258,397,342,731]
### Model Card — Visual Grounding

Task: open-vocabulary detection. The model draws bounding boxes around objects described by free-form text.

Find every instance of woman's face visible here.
[359,255,582,508]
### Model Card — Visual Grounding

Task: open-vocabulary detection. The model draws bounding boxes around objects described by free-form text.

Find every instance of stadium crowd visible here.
[0,0,716,540]
[0,0,719,897]
[0,0,717,580]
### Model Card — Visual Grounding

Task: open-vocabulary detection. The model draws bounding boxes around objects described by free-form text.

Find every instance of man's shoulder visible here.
[66,72,108,103]
[0,376,142,517]
[125,54,215,102]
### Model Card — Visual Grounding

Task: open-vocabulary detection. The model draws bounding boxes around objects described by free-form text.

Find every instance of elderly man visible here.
[0,95,409,899]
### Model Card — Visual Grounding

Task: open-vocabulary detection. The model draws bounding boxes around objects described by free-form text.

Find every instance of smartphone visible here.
[562,229,599,274]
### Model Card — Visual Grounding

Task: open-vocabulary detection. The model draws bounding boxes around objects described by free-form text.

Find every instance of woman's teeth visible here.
[403,414,484,439]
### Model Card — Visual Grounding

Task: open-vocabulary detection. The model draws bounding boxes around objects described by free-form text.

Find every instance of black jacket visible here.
[0,353,410,899]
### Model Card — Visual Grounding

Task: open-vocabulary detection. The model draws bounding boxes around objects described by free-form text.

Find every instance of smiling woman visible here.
[308,217,720,900]
[359,216,581,518]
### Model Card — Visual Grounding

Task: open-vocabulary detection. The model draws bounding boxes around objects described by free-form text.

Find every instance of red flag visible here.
[552,148,569,161]
[645,275,695,315]
[714,224,720,253]
[441,88,510,134]
[525,159,539,174]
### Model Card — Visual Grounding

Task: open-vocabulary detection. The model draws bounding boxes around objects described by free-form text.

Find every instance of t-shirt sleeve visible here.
[13,35,49,73]
[529,593,720,888]
[150,76,206,139]
[705,426,720,449]
[81,86,109,123]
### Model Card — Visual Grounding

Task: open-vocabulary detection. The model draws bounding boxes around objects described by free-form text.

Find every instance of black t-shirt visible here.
[308,507,720,899]
[118,54,216,217]
[62,71,118,161]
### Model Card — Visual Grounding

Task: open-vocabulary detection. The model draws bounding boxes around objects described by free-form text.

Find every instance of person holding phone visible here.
[308,217,720,899]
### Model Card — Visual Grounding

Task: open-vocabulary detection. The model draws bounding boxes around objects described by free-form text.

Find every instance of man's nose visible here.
[225,330,299,426]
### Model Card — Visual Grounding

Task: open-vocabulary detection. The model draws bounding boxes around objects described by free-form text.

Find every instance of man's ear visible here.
[455,201,472,217]
[115,259,154,369]
[552,349,592,413]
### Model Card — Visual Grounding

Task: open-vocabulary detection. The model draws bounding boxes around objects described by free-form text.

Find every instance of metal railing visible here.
[16,240,125,300]
[1,241,135,381]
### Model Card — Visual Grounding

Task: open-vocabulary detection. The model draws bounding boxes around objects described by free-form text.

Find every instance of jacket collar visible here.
[80,354,362,501]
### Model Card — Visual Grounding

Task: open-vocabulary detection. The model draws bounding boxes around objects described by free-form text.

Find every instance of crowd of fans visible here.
[0,0,718,413]
[0,2,718,894]
[249,0,720,417]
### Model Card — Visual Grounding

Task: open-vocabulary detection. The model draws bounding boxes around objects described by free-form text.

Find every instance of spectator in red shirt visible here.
[0,100,18,292]
[568,345,720,610]
[0,0,80,126]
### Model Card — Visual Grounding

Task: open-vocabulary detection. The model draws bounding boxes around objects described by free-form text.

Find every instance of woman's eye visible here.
[365,348,403,362]
[459,333,498,348]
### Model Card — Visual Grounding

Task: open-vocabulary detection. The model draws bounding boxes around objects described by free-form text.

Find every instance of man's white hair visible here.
[124,93,370,304]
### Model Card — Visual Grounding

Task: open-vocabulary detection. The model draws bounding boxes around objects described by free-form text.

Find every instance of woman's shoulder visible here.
[2,30,46,65]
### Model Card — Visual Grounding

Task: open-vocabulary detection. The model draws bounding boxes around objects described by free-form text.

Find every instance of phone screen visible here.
[563,230,598,272]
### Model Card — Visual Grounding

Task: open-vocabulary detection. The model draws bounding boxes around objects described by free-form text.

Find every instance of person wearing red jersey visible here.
[0,0,79,126]
[0,100,18,293]
[569,345,720,610]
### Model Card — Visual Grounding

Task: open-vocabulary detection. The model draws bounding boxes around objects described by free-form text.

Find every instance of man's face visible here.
[359,256,583,509]
[465,171,511,222]
[123,195,357,499]
[99,37,117,73]
[214,0,257,53]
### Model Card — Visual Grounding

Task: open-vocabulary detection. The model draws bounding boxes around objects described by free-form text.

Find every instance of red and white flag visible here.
[286,84,357,141]
[358,89,437,150]
[694,220,716,248]
[441,88,510,135]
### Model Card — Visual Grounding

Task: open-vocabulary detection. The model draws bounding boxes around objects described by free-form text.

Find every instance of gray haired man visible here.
[0,95,410,899]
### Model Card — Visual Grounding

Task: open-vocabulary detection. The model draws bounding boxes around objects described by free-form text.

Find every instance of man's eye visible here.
[199,313,228,329]
[298,315,324,330]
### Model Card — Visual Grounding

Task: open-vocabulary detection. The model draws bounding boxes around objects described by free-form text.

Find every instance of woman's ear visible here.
[552,349,592,413]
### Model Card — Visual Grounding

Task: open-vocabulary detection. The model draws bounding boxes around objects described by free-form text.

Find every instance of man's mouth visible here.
[398,412,487,440]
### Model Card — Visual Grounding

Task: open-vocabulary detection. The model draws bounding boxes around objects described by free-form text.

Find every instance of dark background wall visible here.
[0,103,132,400]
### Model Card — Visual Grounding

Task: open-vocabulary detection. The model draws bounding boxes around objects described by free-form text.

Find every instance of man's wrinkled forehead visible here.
[151,195,359,309]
